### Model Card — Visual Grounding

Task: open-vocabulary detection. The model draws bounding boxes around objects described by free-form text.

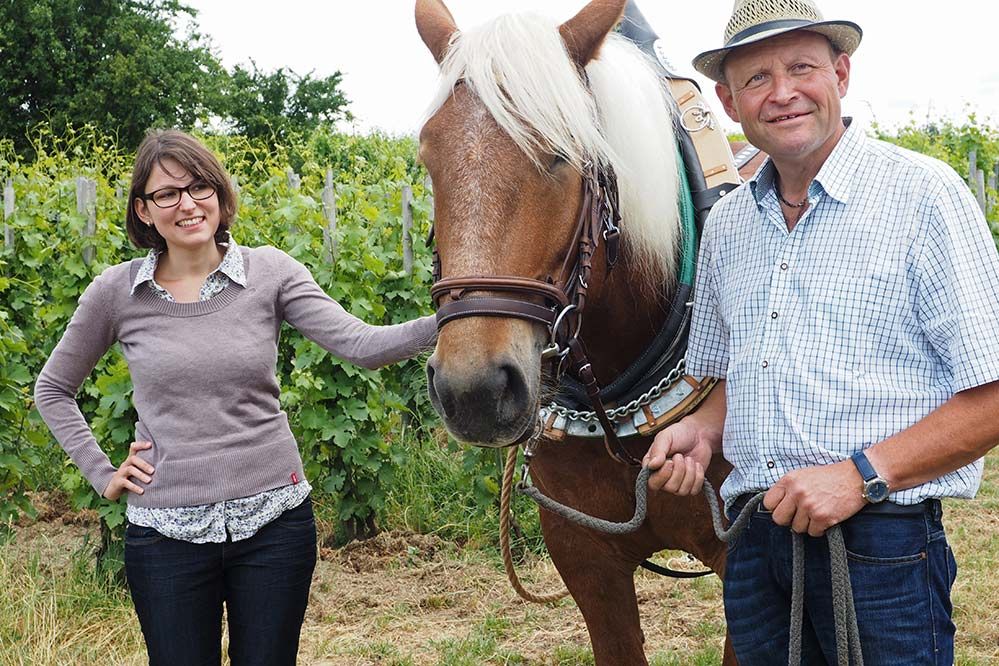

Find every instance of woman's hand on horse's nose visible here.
[644,423,710,495]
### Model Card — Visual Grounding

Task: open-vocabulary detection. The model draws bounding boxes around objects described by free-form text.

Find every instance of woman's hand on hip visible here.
[102,441,154,501]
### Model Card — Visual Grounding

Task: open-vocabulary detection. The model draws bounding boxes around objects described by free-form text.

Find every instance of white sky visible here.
[184,1,999,137]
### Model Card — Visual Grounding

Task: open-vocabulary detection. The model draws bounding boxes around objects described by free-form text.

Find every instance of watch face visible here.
[865,479,890,503]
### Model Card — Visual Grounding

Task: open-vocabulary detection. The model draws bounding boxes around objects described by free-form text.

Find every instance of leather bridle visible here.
[429,161,645,465]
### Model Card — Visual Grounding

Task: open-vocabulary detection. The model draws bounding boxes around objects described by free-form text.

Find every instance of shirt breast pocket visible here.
[809,268,906,375]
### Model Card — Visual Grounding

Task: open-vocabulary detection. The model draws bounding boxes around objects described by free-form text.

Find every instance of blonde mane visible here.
[425,13,681,284]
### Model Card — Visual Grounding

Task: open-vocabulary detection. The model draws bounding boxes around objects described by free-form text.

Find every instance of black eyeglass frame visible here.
[141,182,217,209]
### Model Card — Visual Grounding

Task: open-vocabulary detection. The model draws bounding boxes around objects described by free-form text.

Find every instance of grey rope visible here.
[700,479,863,666]
[517,469,864,665]
[516,466,652,534]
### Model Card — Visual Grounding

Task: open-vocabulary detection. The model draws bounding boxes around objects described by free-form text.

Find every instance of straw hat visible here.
[692,0,862,82]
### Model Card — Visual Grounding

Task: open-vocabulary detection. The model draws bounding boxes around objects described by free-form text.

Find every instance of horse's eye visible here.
[549,155,567,171]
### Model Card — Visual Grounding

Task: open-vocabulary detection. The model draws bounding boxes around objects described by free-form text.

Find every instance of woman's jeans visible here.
[724,498,957,665]
[124,497,318,666]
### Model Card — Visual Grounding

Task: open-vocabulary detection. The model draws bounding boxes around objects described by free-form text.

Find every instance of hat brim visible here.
[692,20,862,83]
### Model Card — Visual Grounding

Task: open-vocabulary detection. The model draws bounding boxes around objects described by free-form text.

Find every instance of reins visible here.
[507,449,865,666]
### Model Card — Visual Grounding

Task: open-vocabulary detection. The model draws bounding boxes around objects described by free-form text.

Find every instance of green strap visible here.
[676,147,697,286]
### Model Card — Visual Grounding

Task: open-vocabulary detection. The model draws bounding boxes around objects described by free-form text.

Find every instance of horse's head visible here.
[417,0,681,447]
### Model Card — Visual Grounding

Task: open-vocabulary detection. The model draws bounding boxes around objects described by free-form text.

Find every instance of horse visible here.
[416,0,741,662]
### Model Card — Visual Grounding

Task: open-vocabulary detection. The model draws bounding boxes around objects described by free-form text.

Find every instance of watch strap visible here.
[850,450,877,482]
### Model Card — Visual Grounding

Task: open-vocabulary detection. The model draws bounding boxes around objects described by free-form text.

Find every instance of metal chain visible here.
[545,357,686,423]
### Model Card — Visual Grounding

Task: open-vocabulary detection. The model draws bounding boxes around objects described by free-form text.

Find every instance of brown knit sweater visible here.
[35,245,436,507]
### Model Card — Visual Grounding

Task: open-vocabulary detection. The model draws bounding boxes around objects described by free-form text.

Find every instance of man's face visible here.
[716,31,850,167]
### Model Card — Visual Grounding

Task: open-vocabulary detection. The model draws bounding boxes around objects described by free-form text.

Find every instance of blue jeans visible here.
[723,500,956,665]
[124,497,318,666]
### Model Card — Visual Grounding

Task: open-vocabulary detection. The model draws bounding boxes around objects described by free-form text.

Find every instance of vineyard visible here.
[2,117,999,542]
[1,118,998,663]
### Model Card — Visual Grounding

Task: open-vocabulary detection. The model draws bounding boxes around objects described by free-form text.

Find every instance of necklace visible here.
[776,185,808,208]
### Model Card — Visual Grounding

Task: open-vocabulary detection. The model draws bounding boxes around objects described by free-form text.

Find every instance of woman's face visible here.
[134,158,222,253]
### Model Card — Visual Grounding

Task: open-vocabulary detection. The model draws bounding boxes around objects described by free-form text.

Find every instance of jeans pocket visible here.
[272,497,315,532]
[124,523,166,547]
[842,514,932,627]
[842,518,954,664]
[845,549,926,566]
[842,513,927,565]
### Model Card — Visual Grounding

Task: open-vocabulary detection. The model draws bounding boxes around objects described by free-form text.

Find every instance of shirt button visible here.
[780,262,789,271]
[771,311,778,319]
[767,460,776,469]
[761,360,769,368]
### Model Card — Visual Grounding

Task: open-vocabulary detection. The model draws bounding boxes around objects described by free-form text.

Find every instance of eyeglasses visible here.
[142,182,216,208]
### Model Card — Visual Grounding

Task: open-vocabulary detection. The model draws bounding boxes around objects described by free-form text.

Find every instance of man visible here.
[644,0,999,663]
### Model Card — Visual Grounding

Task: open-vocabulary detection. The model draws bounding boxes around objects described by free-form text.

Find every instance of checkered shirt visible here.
[687,121,999,509]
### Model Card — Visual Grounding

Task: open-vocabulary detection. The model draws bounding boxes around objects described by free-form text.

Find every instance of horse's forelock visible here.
[423,13,681,289]
[426,13,610,172]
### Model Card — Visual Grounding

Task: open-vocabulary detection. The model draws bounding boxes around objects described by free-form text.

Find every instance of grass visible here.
[2,445,997,665]
[374,430,547,555]
[0,532,144,665]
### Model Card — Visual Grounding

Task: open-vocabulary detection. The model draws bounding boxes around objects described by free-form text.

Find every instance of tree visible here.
[220,62,352,142]
[0,1,352,155]
[0,0,223,154]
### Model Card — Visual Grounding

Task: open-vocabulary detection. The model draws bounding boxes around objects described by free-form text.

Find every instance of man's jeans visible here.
[724,499,956,665]
[124,496,318,666]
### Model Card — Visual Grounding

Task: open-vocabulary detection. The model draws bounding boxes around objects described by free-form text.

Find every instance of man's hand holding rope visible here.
[764,461,868,537]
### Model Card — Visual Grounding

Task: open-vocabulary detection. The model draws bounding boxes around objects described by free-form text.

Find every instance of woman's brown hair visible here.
[126,130,238,251]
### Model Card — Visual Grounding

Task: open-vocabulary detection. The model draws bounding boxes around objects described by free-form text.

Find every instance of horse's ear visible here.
[415,0,458,65]
[559,0,627,67]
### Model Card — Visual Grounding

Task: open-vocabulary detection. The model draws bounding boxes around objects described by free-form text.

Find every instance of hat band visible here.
[727,19,814,47]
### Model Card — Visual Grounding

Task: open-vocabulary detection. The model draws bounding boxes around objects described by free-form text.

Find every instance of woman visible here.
[34,129,436,665]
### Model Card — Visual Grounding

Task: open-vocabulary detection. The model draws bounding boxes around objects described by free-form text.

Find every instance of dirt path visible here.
[302,531,724,664]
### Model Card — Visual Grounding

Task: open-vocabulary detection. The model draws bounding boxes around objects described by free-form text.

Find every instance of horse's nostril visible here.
[496,361,530,416]
[426,358,456,419]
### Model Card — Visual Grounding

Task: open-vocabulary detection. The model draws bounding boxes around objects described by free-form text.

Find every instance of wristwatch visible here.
[850,450,890,503]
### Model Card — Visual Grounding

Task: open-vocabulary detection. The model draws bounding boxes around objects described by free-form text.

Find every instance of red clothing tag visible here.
[290,472,299,484]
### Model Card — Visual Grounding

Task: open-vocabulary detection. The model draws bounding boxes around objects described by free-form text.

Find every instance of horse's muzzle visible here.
[426,353,536,446]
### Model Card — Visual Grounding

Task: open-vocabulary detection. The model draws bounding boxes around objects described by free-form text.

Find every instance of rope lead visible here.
[511,462,865,665]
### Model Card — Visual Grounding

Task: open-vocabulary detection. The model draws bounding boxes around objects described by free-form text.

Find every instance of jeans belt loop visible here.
[731,494,938,518]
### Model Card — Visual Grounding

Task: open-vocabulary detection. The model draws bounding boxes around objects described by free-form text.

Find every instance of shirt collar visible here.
[130,238,246,296]
[749,118,863,207]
